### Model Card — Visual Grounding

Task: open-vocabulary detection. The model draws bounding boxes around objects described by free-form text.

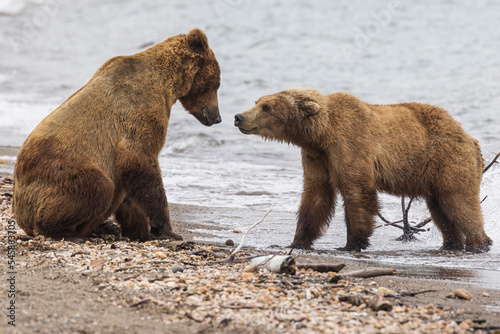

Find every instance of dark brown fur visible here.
[234,88,492,252]
[14,28,221,241]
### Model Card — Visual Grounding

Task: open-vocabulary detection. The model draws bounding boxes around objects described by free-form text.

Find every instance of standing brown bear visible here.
[14,28,221,241]
[234,88,492,252]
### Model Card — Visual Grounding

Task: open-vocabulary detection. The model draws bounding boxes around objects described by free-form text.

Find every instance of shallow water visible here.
[0,0,499,278]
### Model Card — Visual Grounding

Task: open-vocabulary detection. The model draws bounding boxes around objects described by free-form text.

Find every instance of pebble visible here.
[0,190,493,334]
[171,263,184,273]
[241,272,255,279]
[225,239,235,246]
[454,289,472,300]
[243,265,257,273]
[153,252,167,259]
[213,252,227,258]
[233,228,243,234]
[186,295,202,306]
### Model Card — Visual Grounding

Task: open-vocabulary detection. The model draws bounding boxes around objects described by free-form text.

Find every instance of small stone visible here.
[186,295,201,306]
[243,265,257,273]
[445,292,456,299]
[305,289,312,300]
[171,263,184,273]
[225,239,234,246]
[377,287,395,295]
[482,292,489,297]
[458,321,470,330]
[154,252,167,259]
[214,252,227,258]
[165,281,177,288]
[241,272,255,279]
[233,228,242,234]
[454,289,472,300]
[89,258,106,268]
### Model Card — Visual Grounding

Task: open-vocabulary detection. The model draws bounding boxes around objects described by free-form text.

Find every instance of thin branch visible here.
[414,217,432,228]
[230,205,274,260]
[377,213,403,225]
[483,152,500,174]
[207,205,275,266]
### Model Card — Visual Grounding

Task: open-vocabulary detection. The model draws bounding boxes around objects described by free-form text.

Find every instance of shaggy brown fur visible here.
[234,88,492,252]
[14,28,221,241]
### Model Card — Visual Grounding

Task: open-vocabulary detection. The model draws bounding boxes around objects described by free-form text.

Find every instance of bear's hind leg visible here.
[34,167,115,239]
[426,197,465,251]
[434,194,492,253]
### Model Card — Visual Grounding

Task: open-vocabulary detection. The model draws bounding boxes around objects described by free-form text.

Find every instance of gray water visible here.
[0,0,499,280]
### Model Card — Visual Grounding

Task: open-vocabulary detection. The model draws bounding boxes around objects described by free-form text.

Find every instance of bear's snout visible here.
[201,106,222,126]
[234,113,244,126]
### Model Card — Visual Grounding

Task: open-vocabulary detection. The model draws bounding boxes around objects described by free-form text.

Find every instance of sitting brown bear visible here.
[234,88,492,252]
[14,28,221,241]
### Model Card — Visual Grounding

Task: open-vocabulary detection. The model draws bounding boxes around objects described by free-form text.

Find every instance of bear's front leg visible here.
[116,145,182,241]
[338,184,378,252]
[290,150,336,249]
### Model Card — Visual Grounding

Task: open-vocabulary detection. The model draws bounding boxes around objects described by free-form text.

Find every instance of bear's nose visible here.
[234,114,244,126]
[215,115,222,124]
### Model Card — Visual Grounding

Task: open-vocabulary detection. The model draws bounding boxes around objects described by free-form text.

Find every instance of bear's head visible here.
[234,88,326,146]
[178,28,221,127]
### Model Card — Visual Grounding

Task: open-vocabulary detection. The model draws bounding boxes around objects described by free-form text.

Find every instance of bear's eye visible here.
[262,104,271,112]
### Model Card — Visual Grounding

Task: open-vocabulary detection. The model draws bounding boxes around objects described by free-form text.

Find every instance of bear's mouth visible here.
[238,126,257,134]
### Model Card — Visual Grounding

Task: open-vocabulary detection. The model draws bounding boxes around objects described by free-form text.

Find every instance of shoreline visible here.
[1,175,500,332]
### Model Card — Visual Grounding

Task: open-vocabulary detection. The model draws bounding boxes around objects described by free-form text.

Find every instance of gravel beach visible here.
[1,173,499,334]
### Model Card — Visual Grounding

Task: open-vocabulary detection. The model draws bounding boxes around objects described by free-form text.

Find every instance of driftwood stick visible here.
[341,267,397,278]
[399,289,437,297]
[230,205,275,260]
[207,255,261,266]
[296,263,346,273]
[129,298,151,307]
[207,206,275,266]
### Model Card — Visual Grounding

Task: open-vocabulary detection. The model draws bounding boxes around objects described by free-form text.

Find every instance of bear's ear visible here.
[187,28,209,54]
[299,100,320,116]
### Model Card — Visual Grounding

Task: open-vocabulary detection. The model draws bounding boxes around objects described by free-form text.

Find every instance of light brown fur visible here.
[234,88,492,252]
[14,28,221,241]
